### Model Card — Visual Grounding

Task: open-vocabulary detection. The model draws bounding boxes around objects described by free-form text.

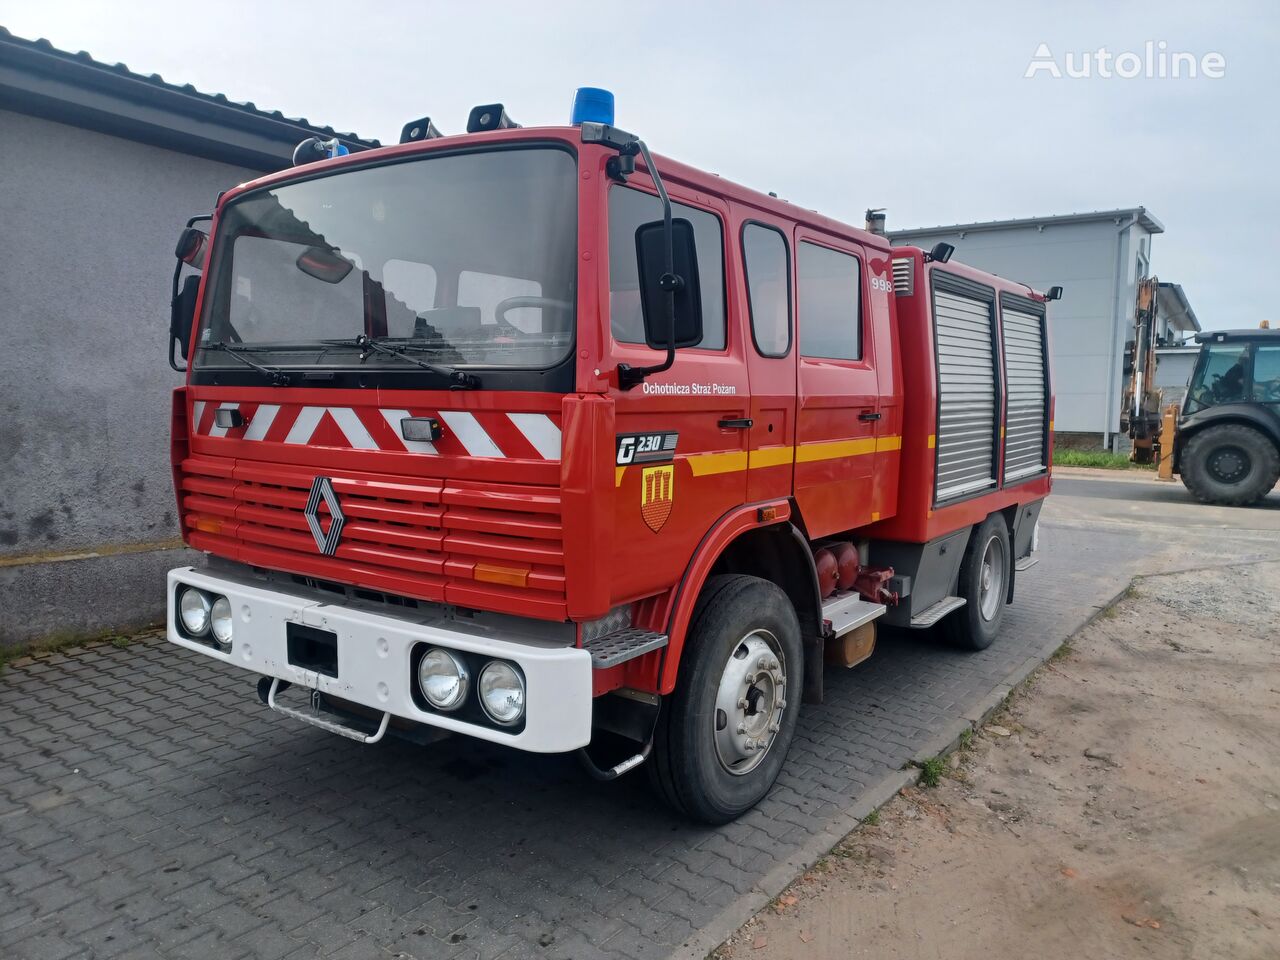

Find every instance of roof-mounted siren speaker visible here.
[400,116,444,144]
[924,242,954,264]
[293,136,349,166]
[466,103,520,134]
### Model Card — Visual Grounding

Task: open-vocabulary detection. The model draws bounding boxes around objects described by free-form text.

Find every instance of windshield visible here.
[1186,344,1248,412]
[194,147,577,374]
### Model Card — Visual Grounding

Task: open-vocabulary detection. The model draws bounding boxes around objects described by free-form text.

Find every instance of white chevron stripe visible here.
[328,407,378,450]
[285,406,326,445]
[207,402,240,438]
[243,404,280,441]
[508,413,562,460]
[439,411,504,458]
[380,409,438,454]
[192,401,206,433]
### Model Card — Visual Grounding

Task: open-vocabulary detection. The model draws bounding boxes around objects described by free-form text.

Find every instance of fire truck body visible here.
[165,103,1053,821]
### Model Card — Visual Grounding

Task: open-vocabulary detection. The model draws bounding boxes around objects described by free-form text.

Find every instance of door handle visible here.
[858,411,882,422]
[718,418,753,429]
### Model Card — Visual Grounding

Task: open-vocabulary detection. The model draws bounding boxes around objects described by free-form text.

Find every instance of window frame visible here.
[740,220,793,359]
[606,183,729,354]
[795,238,865,363]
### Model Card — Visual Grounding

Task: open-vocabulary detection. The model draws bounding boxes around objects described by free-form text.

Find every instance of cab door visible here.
[792,231,880,538]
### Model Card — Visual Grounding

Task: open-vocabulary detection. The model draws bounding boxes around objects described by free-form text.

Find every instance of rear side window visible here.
[798,242,861,360]
[742,224,791,357]
[1253,346,1280,402]
[609,187,726,350]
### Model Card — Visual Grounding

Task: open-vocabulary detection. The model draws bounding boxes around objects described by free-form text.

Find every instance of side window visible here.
[798,242,861,361]
[608,187,726,350]
[742,223,790,358]
[1187,345,1248,411]
[1253,346,1280,403]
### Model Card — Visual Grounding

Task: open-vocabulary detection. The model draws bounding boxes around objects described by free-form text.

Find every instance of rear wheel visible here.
[1180,424,1280,506]
[942,513,1010,651]
[650,575,803,824]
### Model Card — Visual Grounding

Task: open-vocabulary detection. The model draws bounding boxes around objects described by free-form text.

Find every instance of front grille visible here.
[178,457,566,619]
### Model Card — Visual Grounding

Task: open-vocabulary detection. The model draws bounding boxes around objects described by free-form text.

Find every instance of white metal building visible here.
[889,209,1200,449]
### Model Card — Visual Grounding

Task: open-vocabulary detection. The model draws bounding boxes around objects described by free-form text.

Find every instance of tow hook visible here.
[256,676,290,705]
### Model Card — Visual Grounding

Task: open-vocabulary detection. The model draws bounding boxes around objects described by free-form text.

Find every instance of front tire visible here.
[942,513,1010,651]
[650,575,803,824]
[1180,424,1280,506]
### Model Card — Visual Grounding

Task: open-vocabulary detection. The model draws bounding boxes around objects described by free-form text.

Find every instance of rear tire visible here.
[649,575,803,824]
[1180,424,1280,506]
[942,514,1010,651]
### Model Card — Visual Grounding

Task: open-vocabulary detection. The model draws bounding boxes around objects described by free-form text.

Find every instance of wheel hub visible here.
[1207,445,1250,484]
[978,535,1006,622]
[714,632,786,775]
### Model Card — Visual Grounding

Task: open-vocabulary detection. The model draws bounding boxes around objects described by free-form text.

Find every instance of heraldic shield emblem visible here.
[640,465,674,533]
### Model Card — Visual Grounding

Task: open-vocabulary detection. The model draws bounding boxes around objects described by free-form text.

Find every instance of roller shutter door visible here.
[1002,306,1048,481]
[934,290,998,501]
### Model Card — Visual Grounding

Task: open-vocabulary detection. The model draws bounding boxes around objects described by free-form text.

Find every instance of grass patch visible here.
[919,756,946,788]
[1050,642,1072,662]
[957,728,975,751]
[862,809,881,826]
[1052,450,1153,470]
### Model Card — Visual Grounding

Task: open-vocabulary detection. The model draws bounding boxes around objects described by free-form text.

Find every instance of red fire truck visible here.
[165,91,1055,822]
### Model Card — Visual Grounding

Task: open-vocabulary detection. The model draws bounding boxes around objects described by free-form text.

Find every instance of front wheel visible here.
[649,575,803,824]
[942,513,1010,651]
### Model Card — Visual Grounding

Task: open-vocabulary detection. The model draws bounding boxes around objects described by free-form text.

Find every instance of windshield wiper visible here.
[348,335,480,389]
[202,342,292,386]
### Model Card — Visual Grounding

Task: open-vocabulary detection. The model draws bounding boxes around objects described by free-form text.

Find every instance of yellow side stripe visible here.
[616,435,903,483]
[927,434,936,449]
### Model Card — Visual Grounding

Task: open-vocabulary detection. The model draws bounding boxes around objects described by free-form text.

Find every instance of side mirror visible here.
[925,241,954,264]
[175,227,208,269]
[171,274,201,364]
[636,218,703,350]
[1046,285,1064,301]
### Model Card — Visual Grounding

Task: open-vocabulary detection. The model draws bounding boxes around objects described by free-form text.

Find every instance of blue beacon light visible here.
[571,87,615,126]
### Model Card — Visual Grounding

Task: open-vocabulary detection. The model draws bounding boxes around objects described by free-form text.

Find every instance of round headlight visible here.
[178,587,211,637]
[478,661,525,726]
[210,595,233,645]
[418,648,470,711]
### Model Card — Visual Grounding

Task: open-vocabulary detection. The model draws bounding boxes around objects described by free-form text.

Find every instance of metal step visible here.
[1014,555,1039,572]
[584,628,669,668]
[821,592,887,638]
[265,678,390,744]
[910,595,967,629]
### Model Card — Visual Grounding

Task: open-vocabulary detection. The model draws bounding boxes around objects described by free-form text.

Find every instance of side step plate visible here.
[1015,555,1039,572]
[910,595,966,628]
[584,628,669,668]
[821,592,887,638]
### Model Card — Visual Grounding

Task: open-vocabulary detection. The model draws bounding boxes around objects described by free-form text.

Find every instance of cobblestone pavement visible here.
[2,488,1263,960]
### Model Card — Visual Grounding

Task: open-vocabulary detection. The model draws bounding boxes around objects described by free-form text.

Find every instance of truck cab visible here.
[165,95,1054,822]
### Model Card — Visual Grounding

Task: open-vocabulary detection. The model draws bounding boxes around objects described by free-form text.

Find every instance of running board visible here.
[821,592,887,638]
[583,628,669,668]
[1015,556,1039,572]
[910,595,966,628]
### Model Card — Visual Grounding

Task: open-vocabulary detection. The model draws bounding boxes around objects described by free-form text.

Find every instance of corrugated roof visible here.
[889,207,1164,238]
[0,25,379,149]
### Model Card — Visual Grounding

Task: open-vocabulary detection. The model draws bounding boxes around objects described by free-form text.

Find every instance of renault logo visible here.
[304,477,345,556]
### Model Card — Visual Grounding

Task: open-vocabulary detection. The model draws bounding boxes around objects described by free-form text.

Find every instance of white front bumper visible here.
[165,567,593,753]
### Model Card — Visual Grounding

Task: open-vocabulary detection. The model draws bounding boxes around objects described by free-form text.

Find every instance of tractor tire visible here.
[941,513,1010,651]
[1180,424,1280,506]
[649,575,803,824]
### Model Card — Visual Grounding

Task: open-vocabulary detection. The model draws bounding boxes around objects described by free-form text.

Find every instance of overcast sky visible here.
[3,0,1276,329]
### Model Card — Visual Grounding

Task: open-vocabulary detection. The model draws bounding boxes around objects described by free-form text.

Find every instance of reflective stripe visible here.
[328,406,378,450]
[285,406,325,445]
[438,411,504,458]
[191,401,206,433]
[507,413,562,460]
[243,404,279,441]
